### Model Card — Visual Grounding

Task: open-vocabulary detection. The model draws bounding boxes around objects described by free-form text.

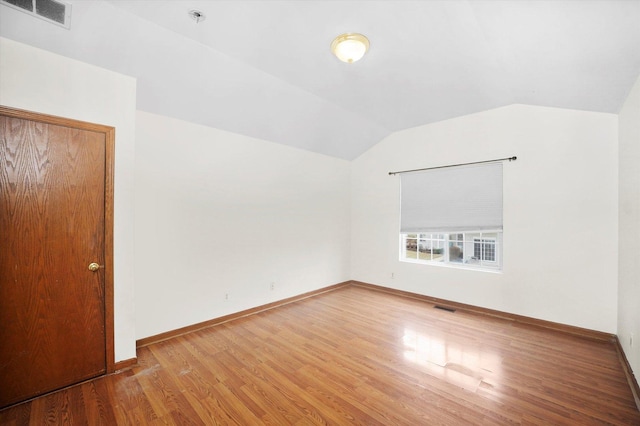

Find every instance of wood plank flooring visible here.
[1,285,639,425]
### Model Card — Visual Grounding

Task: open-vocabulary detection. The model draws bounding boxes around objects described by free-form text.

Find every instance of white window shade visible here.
[400,162,503,233]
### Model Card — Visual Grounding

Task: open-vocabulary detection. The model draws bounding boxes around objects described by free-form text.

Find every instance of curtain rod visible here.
[388,156,517,176]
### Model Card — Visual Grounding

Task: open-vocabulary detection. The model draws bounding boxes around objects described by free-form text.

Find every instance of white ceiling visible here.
[1,0,639,159]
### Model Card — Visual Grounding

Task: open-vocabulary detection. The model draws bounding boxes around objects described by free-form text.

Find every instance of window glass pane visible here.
[449,242,463,262]
[405,236,418,259]
[483,240,496,262]
[5,0,34,11]
[36,0,66,24]
[432,239,444,261]
[418,240,431,261]
[474,239,482,259]
[474,238,496,262]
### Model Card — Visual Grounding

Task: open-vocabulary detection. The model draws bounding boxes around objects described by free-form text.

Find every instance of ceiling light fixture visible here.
[188,9,205,23]
[330,33,369,63]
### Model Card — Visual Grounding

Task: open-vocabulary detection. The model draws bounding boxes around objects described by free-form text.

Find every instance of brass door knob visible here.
[88,262,101,272]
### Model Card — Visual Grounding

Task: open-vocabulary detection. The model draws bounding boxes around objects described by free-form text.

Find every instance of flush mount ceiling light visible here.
[330,33,370,63]
[188,9,206,23]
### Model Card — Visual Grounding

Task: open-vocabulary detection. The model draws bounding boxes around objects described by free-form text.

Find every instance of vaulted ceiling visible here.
[1,0,639,159]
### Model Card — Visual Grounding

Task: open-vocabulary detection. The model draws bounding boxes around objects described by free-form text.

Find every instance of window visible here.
[401,231,501,270]
[1,0,72,28]
[403,233,445,262]
[474,238,496,262]
[399,162,503,271]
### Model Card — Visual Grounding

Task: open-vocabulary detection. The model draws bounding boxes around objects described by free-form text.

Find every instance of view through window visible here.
[401,231,502,270]
[398,161,504,272]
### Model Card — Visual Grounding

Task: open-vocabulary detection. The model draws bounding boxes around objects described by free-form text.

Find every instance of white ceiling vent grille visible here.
[1,0,71,29]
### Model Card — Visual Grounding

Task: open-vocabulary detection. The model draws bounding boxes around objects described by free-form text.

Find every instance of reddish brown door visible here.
[0,107,113,408]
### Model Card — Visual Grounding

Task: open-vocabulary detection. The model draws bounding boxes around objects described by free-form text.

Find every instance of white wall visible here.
[1,34,629,360]
[134,111,351,339]
[351,104,619,333]
[619,74,640,377]
[0,38,137,362]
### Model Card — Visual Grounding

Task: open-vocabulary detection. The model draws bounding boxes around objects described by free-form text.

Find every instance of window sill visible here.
[399,258,503,274]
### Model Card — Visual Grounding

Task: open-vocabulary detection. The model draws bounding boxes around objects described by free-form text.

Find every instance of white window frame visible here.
[400,230,502,272]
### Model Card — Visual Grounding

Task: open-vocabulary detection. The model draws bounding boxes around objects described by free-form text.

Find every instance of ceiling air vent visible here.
[1,0,71,29]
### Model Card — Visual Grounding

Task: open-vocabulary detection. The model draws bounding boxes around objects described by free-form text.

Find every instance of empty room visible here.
[1,0,639,424]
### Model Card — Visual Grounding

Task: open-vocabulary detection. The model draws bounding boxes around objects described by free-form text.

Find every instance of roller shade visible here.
[400,162,503,233]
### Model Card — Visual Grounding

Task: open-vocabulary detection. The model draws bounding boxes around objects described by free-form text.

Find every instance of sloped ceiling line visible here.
[1,0,639,159]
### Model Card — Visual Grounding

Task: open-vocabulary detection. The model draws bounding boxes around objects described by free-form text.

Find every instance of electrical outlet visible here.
[270,282,275,291]
[225,293,229,301]
[391,272,395,279]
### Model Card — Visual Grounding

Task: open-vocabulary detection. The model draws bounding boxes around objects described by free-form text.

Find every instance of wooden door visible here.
[0,107,115,408]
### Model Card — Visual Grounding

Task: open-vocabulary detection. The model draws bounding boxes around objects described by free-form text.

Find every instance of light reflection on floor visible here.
[402,328,502,393]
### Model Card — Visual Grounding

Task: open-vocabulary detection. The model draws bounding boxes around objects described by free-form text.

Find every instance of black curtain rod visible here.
[388,156,517,176]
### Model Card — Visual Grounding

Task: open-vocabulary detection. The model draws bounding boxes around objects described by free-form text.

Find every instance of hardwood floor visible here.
[1,285,639,425]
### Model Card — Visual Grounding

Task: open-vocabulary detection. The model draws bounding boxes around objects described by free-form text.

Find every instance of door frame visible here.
[0,105,116,373]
